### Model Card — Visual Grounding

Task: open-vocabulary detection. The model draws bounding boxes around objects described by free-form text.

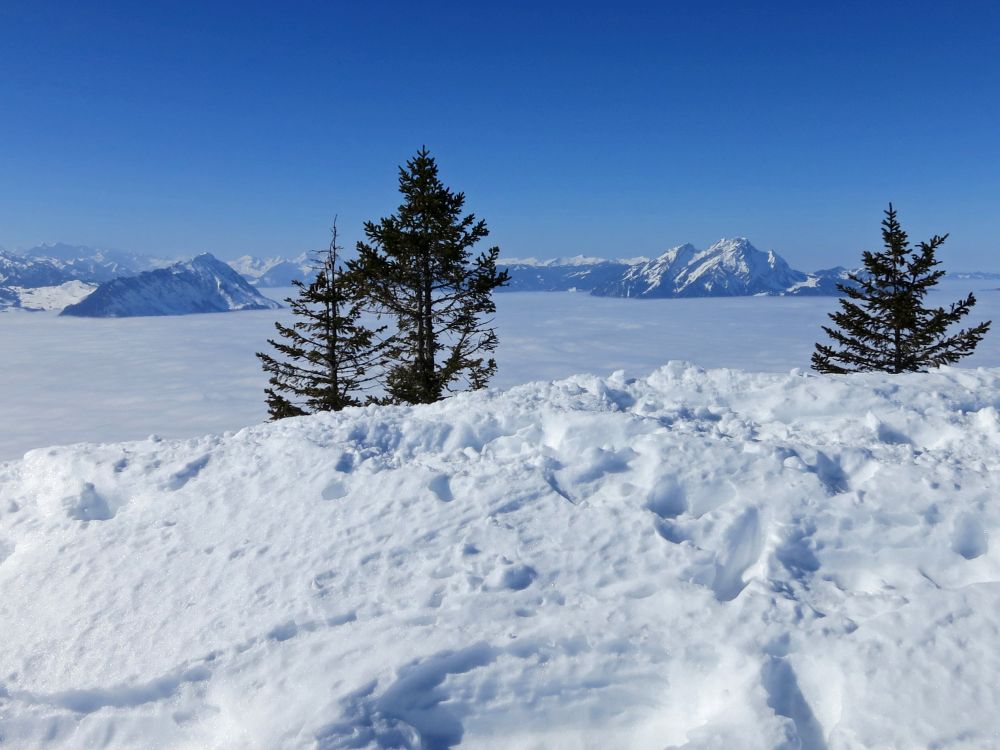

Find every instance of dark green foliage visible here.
[813,204,991,374]
[351,147,509,404]
[257,220,385,419]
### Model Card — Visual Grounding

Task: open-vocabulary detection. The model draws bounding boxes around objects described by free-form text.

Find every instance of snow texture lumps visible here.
[2,363,1000,748]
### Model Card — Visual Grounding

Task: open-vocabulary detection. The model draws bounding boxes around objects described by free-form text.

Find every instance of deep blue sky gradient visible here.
[1,1,998,269]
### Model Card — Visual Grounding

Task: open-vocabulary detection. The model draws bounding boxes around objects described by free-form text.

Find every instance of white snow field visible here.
[1,363,999,748]
[10,281,97,311]
[0,280,998,460]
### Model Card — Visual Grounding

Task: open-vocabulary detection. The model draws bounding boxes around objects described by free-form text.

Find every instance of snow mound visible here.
[2,364,1000,748]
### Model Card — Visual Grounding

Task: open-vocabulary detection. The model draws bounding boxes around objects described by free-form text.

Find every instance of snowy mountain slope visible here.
[785,266,855,296]
[500,260,636,292]
[230,253,311,287]
[10,281,98,311]
[501,241,855,298]
[671,238,805,296]
[22,243,165,283]
[952,271,1000,280]
[501,254,651,267]
[591,238,844,298]
[588,243,701,297]
[1,364,998,748]
[60,254,281,317]
[0,245,166,288]
[0,285,19,310]
[0,250,68,288]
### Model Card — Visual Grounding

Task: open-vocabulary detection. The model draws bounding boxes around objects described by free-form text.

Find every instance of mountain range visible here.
[229,240,857,297]
[8,236,991,314]
[500,238,853,297]
[596,238,853,297]
[0,244,164,310]
[1,243,167,286]
[229,253,312,287]
[60,254,280,317]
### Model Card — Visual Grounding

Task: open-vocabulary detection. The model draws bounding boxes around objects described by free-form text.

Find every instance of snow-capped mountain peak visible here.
[228,253,312,287]
[589,238,826,298]
[625,243,700,294]
[672,237,803,295]
[0,250,67,288]
[496,239,853,298]
[61,253,281,317]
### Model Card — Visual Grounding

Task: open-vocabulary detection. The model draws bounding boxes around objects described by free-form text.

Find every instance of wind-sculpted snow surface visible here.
[1,364,1000,748]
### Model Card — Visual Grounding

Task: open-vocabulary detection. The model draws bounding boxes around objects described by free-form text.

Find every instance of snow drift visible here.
[1,364,999,748]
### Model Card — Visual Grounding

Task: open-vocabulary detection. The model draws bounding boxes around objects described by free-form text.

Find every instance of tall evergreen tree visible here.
[257,219,385,418]
[351,147,509,404]
[812,204,991,374]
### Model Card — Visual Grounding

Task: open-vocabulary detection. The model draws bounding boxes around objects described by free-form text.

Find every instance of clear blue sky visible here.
[1,1,998,269]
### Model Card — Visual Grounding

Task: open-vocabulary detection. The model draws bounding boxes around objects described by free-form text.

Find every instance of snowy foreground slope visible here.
[1,364,999,749]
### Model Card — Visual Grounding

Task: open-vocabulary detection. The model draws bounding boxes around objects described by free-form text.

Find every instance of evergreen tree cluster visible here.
[258,148,508,419]
[260,152,992,418]
[257,220,385,418]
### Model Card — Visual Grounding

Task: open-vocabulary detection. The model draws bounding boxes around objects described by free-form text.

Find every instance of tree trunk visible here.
[421,246,436,402]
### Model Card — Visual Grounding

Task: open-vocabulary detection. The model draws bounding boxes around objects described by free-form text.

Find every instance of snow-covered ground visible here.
[9,281,97,311]
[1,363,999,748]
[0,281,997,460]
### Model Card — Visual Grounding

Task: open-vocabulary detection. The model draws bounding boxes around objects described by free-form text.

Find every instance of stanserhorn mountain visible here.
[61,254,281,317]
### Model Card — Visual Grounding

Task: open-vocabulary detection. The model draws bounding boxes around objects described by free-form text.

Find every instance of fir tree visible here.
[812,204,991,374]
[351,147,509,404]
[257,219,385,418]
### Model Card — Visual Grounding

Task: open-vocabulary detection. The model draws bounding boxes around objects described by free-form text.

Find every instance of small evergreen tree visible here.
[351,147,509,404]
[812,204,991,374]
[257,219,385,418]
